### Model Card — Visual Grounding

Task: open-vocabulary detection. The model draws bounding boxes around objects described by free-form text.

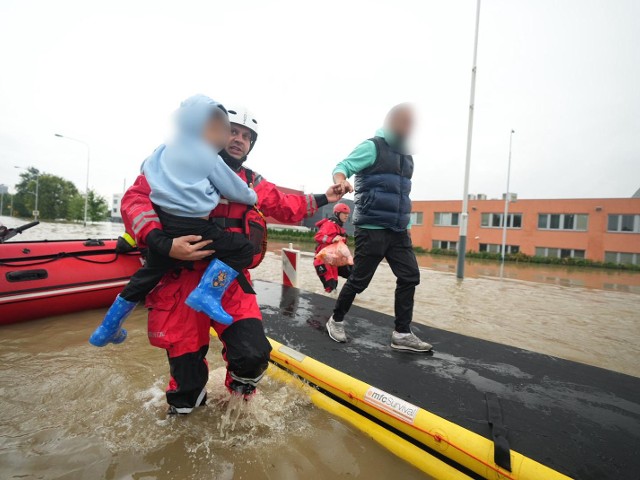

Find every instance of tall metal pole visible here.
[34,174,39,221]
[500,130,515,263]
[55,134,90,226]
[83,145,90,226]
[456,0,482,279]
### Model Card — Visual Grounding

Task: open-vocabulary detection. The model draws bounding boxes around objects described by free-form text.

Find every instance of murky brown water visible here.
[1,219,639,479]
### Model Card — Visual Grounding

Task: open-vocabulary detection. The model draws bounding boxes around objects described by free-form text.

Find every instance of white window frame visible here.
[605,251,639,265]
[535,247,586,259]
[607,214,640,233]
[480,212,523,229]
[479,243,520,254]
[433,212,460,227]
[410,212,424,226]
[432,239,457,251]
[538,213,589,232]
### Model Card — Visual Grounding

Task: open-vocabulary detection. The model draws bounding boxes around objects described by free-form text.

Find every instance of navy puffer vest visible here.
[352,136,413,232]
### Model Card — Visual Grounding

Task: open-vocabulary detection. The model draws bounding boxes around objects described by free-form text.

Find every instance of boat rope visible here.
[271,351,517,480]
[0,251,129,268]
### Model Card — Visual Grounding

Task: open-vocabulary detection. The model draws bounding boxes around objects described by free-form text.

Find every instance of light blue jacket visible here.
[143,94,257,217]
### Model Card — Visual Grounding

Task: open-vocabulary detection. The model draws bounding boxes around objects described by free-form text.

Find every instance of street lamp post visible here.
[55,134,90,226]
[500,130,515,265]
[456,0,482,280]
[14,166,39,220]
[0,184,7,217]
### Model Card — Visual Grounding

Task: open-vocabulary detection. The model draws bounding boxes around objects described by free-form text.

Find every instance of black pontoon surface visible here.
[256,280,640,480]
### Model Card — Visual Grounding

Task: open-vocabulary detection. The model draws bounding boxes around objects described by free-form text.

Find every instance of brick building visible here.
[409,197,640,265]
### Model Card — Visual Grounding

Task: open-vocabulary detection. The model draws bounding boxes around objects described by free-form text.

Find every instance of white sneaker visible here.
[391,331,433,353]
[326,316,347,343]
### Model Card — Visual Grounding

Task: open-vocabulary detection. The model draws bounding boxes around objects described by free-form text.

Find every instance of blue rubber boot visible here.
[185,259,238,325]
[89,295,138,346]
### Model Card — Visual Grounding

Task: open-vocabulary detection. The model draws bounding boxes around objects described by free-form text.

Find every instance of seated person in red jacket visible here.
[314,203,353,293]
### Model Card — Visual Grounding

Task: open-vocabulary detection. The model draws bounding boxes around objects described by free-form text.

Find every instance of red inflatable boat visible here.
[0,223,141,325]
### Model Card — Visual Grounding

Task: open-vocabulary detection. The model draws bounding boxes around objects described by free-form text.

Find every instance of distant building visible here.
[409,197,640,265]
[111,193,123,223]
[633,187,640,198]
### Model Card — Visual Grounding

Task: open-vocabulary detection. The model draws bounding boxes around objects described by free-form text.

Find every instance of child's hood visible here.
[175,94,226,137]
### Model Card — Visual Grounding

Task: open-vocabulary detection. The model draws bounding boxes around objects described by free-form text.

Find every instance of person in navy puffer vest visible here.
[326,104,433,353]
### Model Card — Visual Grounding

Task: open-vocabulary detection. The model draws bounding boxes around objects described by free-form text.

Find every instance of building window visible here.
[433,212,459,227]
[535,247,585,259]
[410,212,424,226]
[605,251,639,265]
[538,213,588,231]
[479,243,520,254]
[432,240,457,250]
[480,213,522,228]
[607,214,640,233]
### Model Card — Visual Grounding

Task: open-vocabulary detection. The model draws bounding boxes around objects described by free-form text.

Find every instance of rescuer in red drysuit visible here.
[313,203,353,293]
[120,105,344,412]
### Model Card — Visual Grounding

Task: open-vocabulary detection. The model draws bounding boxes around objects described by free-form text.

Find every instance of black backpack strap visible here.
[244,167,254,187]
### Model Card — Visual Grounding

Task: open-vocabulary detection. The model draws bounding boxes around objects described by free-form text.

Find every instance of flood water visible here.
[1,218,639,479]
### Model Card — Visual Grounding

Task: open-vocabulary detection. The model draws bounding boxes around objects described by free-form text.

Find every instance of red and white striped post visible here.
[282,243,300,288]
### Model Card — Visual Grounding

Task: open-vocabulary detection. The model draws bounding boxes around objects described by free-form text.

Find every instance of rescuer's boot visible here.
[89,295,137,346]
[185,259,237,325]
[225,370,264,400]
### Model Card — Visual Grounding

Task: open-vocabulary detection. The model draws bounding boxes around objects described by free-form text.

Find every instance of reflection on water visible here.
[267,240,640,294]
[417,254,640,294]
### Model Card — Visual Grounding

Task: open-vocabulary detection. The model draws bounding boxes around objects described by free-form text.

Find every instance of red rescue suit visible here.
[313,216,351,293]
[121,169,323,408]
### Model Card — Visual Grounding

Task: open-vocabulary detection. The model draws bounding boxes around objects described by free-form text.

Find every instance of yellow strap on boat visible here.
[122,232,137,248]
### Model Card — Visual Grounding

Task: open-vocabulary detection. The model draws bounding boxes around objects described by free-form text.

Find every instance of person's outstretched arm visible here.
[209,156,258,205]
[332,139,377,193]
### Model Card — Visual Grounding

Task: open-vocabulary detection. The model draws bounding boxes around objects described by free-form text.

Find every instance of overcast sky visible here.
[1,0,638,203]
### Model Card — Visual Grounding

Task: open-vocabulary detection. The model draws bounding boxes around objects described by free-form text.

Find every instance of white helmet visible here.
[226,105,259,150]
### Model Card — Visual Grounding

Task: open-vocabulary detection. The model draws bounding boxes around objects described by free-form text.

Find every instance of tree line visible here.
[1,167,109,222]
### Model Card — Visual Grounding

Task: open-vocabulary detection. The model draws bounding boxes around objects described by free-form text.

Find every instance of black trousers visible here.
[121,208,254,302]
[333,228,420,333]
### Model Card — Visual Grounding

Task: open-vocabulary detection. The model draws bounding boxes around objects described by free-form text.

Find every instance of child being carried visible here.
[90,94,257,347]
